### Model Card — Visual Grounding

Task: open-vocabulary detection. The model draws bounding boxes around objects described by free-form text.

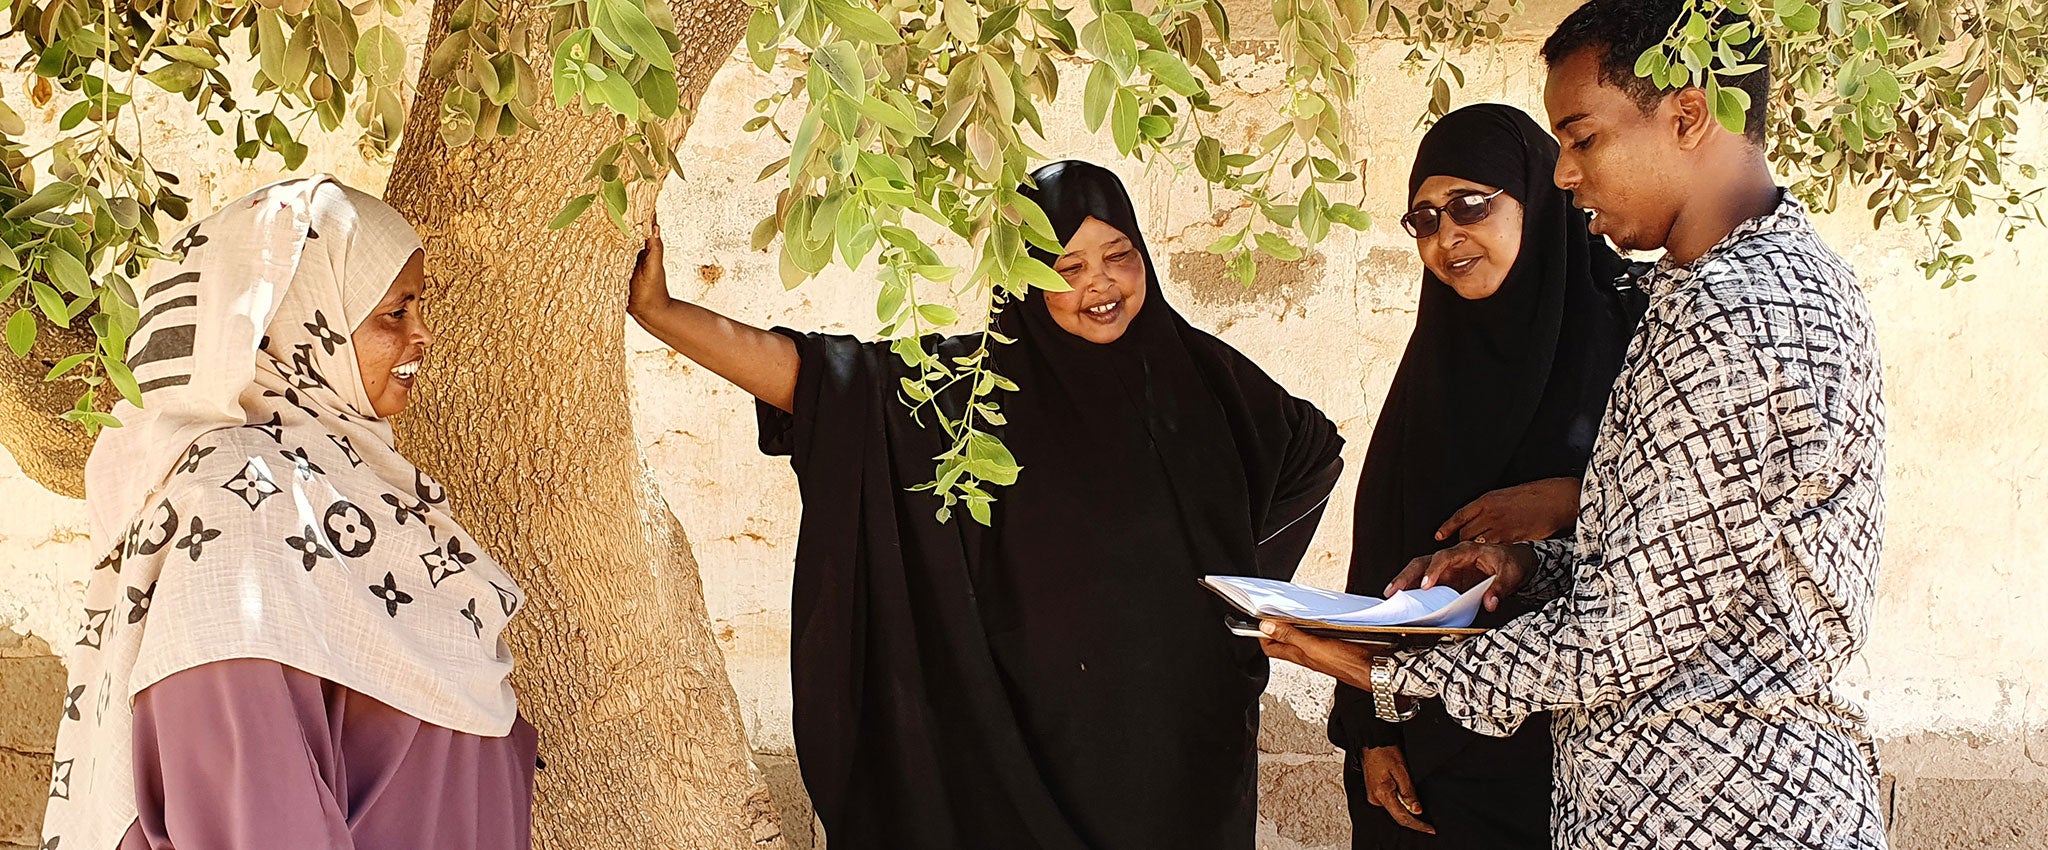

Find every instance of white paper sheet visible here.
[1202,575,1496,629]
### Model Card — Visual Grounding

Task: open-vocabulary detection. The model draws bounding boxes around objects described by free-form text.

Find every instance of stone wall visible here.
[4,1,2048,846]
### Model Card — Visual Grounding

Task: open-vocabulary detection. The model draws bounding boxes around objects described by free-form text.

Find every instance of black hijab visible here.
[759,161,1344,849]
[1329,104,1644,765]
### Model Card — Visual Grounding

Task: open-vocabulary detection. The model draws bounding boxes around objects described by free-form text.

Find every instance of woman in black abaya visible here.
[1328,104,1646,850]
[627,161,1345,849]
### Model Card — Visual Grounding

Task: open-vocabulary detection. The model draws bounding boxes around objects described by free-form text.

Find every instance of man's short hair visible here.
[1541,0,1770,143]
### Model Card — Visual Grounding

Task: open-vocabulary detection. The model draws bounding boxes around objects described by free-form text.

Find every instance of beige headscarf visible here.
[45,176,525,850]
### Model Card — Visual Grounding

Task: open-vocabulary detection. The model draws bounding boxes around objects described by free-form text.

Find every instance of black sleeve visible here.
[1252,394,1345,581]
[1329,682,1404,751]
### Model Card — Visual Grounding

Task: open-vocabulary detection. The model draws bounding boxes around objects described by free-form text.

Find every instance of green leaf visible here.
[30,282,68,325]
[1028,6,1079,48]
[917,303,959,325]
[1195,136,1224,182]
[156,44,220,70]
[550,193,597,229]
[1227,249,1255,285]
[592,0,677,72]
[600,180,629,230]
[1298,185,1330,244]
[358,23,409,83]
[857,95,919,135]
[1863,68,1902,105]
[1138,50,1202,96]
[980,4,1022,41]
[6,182,78,220]
[430,30,471,78]
[257,10,289,85]
[44,248,88,296]
[979,53,1015,121]
[1254,232,1302,261]
[1110,89,1139,154]
[45,352,91,381]
[1633,46,1667,82]
[0,100,24,136]
[876,275,907,322]
[746,7,782,69]
[1102,13,1137,79]
[145,62,205,94]
[1712,83,1749,135]
[1013,257,1071,292]
[815,41,865,97]
[5,309,34,357]
[102,356,142,406]
[637,66,681,118]
[109,197,142,230]
[1894,54,1945,76]
[284,21,317,89]
[1327,203,1371,229]
[1083,62,1115,132]
[586,64,640,121]
[1783,3,1821,32]
[1206,230,1245,254]
[966,433,1019,484]
[817,0,903,45]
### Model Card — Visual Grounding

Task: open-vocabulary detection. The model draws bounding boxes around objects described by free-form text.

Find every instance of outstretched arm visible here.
[627,223,799,413]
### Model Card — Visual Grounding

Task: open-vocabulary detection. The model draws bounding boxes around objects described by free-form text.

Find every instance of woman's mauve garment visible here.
[118,658,538,850]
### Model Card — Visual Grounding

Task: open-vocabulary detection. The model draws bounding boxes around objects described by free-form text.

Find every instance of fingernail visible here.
[1259,621,1277,636]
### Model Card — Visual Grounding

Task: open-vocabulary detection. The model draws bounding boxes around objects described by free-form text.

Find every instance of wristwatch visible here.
[1370,655,1418,722]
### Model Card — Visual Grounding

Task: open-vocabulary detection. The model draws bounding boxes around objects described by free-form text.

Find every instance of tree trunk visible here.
[0,322,95,498]
[381,0,779,846]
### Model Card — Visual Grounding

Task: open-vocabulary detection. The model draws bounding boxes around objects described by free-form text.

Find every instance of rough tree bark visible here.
[0,322,94,498]
[381,0,779,846]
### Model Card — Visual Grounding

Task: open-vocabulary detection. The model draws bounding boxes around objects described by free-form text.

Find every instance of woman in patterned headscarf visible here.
[44,177,536,850]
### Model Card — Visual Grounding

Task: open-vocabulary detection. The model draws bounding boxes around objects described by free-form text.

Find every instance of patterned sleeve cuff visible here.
[1512,536,1577,602]
[1384,647,1451,698]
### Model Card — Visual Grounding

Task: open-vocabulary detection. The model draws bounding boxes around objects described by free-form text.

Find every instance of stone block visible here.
[1888,777,2048,850]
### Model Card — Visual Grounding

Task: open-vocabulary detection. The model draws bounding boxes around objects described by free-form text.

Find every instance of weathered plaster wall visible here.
[3,1,2046,846]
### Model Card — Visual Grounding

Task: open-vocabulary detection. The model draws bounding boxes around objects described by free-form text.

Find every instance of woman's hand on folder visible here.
[1257,621,1383,691]
[1386,541,1536,612]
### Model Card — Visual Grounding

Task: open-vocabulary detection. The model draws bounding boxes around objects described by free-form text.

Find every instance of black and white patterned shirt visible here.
[1389,194,1889,849]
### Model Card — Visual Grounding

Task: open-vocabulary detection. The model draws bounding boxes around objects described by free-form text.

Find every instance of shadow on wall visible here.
[1169,248,1328,317]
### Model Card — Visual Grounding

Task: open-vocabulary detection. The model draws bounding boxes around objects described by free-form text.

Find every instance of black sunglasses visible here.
[1401,188,1507,239]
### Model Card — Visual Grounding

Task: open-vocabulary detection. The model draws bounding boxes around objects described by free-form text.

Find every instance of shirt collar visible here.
[1641,189,1806,296]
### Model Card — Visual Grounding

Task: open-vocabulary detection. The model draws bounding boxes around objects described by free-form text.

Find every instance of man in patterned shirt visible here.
[1259,1,1890,847]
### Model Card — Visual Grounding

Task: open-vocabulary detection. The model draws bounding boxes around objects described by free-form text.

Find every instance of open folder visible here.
[1200,575,1494,640]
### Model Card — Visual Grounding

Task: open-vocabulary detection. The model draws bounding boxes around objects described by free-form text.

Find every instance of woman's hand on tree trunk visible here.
[620,219,800,412]
[627,221,675,319]
[1362,746,1435,834]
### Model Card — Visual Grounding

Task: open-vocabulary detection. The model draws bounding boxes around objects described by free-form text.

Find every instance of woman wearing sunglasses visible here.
[1327,104,1646,850]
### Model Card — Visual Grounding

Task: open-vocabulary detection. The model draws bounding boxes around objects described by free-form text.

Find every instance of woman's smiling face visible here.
[1043,216,1149,344]
[1411,175,1525,300]
[352,251,434,417]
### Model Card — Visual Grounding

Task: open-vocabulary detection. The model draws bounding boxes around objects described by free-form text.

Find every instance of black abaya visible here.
[759,161,1345,849]
[1327,104,1646,850]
